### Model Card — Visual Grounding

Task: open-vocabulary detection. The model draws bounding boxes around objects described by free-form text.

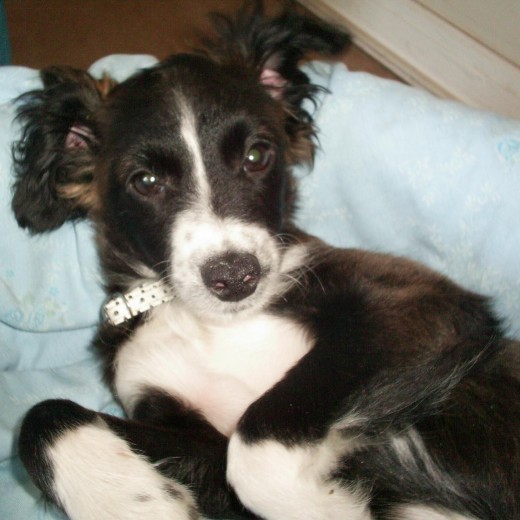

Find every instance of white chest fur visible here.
[114,303,313,436]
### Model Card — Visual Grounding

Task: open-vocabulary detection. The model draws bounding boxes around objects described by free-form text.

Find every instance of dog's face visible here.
[98,55,298,317]
[12,5,348,319]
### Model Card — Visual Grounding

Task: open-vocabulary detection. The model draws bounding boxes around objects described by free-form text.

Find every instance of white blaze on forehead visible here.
[179,98,211,207]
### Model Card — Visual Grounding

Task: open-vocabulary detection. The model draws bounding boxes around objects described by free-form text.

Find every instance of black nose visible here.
[201,252,261,302]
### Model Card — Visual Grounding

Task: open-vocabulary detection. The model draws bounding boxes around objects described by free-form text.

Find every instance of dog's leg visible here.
[19,400,198,520]
[227,429,372,520]
[19,399,251,520]
[226,342,376,520]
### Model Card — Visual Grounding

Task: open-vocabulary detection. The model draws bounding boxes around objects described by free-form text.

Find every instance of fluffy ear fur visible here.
[11,66,114,233]
[202,0,349,163]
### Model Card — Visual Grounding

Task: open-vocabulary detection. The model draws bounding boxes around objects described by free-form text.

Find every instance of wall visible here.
[416,0,520,67]
[299,0,520,118]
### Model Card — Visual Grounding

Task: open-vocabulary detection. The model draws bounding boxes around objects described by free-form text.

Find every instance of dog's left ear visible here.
[253,10,348,104]
[206,1,349,161]
[209,2,348,94]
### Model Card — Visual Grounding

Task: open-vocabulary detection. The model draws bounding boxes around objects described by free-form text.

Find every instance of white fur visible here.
[115,302,313,436]
[390,428,462,498]
[227,431,373,520]
[390,505,478,520]
[179,98,211,207]
[48,418,197,520]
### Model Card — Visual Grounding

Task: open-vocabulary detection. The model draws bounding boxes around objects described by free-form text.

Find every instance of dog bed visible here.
[1,55,519,519]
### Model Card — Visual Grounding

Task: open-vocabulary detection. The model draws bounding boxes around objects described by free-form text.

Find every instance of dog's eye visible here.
[129,171,166,197]
[243,143,274,175]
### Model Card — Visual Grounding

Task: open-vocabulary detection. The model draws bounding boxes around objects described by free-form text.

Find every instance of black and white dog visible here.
[13,3,520,519]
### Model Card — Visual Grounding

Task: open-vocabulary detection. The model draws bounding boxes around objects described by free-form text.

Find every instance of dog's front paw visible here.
[18,399,199,520]
[19,399,96,501]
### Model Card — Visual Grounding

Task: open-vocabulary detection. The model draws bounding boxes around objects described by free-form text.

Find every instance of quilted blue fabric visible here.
[1,56,519,519]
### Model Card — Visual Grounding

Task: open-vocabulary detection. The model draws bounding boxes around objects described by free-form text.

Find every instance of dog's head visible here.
[12,2,347,319]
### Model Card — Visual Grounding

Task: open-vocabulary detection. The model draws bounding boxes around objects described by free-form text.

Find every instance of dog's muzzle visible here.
[200,252,261,302]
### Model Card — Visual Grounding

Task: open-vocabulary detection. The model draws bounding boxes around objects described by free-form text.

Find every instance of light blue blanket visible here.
[1,56,519,519]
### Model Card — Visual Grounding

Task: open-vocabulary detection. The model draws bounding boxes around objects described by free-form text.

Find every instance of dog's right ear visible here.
[12,66,113,233]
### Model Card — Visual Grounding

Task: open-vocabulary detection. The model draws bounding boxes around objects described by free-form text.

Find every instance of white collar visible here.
[102,280,175,326]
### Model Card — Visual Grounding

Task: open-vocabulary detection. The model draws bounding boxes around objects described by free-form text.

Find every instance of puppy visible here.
[12,3,520,519]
